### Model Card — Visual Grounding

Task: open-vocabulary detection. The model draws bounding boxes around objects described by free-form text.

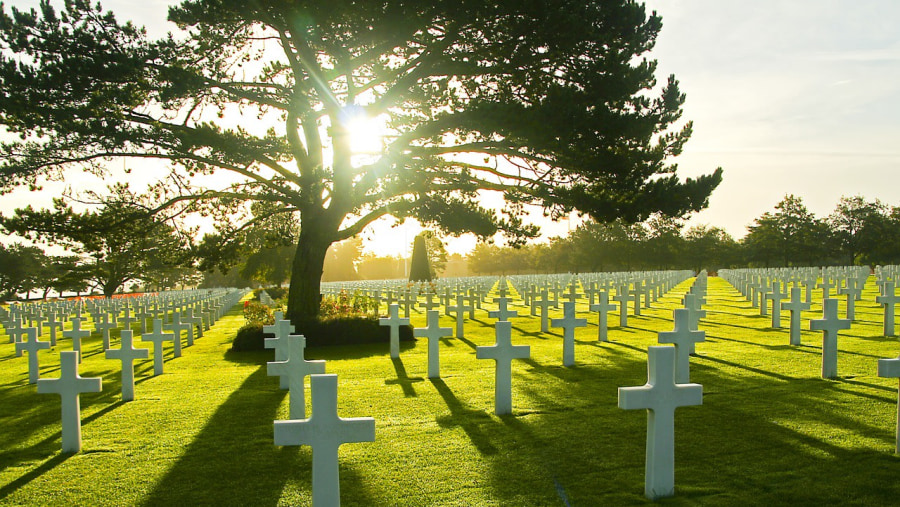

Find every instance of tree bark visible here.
[286,229,331,324]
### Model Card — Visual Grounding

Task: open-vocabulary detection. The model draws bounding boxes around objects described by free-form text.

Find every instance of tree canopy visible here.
[0,188,192,296]
[0,0,722,320]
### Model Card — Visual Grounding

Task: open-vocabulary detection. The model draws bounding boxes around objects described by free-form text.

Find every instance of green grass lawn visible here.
[2,277,900,506]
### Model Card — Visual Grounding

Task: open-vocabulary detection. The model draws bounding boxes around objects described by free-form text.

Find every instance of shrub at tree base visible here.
[300,317,415,347]
[263,286,288,301]
[229,316,414,351]
[243,301,274,326]
[232,324,267,351]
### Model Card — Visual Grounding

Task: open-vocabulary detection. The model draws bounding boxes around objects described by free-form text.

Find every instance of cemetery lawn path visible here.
[2,277,900,505]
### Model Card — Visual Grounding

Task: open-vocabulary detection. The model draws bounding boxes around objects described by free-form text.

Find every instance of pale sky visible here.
[2,1,898,257]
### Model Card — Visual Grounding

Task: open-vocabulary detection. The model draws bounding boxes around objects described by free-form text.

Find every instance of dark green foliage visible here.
[297,317,414,348]
[231,323,266,351]
[0,0,722,322]
[408,234,433,282]
[0,242,47,299]
[0,187,192,297]
[242,301,274,326]
[263,286,288,302]
[230,316,414,351]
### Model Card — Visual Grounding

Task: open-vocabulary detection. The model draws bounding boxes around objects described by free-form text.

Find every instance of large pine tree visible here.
[0,0,722,323]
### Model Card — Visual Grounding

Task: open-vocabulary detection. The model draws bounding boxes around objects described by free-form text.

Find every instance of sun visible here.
[344,111,388,155]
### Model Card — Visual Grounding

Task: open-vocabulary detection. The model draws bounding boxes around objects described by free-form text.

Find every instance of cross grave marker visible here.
[140,318,175,376]
[876,281,900,337]
[37,351,103,453]
[379,304,410,359]
[413,310,452,379]
[551,302,587,367]
[657,309,705,383]
[618,346,702,500]
[476,320,530,415]
[15,327,50,384]
[267,334,326,419]
[877,356,900,454]
[810,298,852,379]
[274,374,375,507]
[781,287,811,345]
[105,329,149,401]
[265,312,295,389]
[589,290,615,342]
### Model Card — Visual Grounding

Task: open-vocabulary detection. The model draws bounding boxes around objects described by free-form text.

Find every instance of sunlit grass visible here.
[2,277,900,505]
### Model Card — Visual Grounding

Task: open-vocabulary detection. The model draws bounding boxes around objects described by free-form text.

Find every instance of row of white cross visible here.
[266,270,900,503]
[6,289,247,453]
[9,269,900,502]
[264,275,710,503]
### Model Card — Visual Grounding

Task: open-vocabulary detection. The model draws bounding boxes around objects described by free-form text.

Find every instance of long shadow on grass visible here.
[387,357,423,397]
[430,379,498,456]
[493,338,900,504]
[0,361,122,461]
[454,335,480,351]
[0,453,71,499]
[140,367,311,506]
[305,340,416,361]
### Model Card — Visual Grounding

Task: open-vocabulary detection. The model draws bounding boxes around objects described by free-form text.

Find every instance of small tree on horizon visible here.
[408,234,433,282]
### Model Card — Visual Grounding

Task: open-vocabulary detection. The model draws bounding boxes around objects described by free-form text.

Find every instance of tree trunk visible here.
[286,229,331,324]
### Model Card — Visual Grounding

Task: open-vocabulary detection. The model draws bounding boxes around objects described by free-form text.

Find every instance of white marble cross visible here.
[265,312,295,389]
[274,374,375,507]
[182,307,204,339]
[15,328,50,384]
[657,309,705,383]
[418,291,440,312]
[766,282,787,328]
[551,302,587,367]
[5,316,25,344]
[757,282,771,316]
[810,298,852,379]
[447,295,472,339]
[46,310,63,346]
[589,290,615,342]
[876,281,900,337]
[105,330,149,401]
[488,296,519,322]
[140,318,175,376]
[632,281,644,316]
[618,346,702,500]
[533,289,554,333]
[612,287,631,328]
[413,310,452,379]
[682,293,705,332]
[170,311,193,350]
[818,277,835,299]
[839,281,863,320]
[496,280,509,298]
[877,356,900,454]
[119,307,137,333]
[267,334,325,419]
[37,351,103,453]
[562,283,583,304]
[93,313,117,350]
[476,320,530,415]
[63,317,92,363]
[781,287,811,345]
[379,304,410,359]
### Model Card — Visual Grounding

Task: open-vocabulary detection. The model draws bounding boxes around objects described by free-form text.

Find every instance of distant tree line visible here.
[467,195,900,276]
[1,187,197,299]
[3,193,898,298]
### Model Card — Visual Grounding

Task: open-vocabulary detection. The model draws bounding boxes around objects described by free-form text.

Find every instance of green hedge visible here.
[230,315,414,351]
